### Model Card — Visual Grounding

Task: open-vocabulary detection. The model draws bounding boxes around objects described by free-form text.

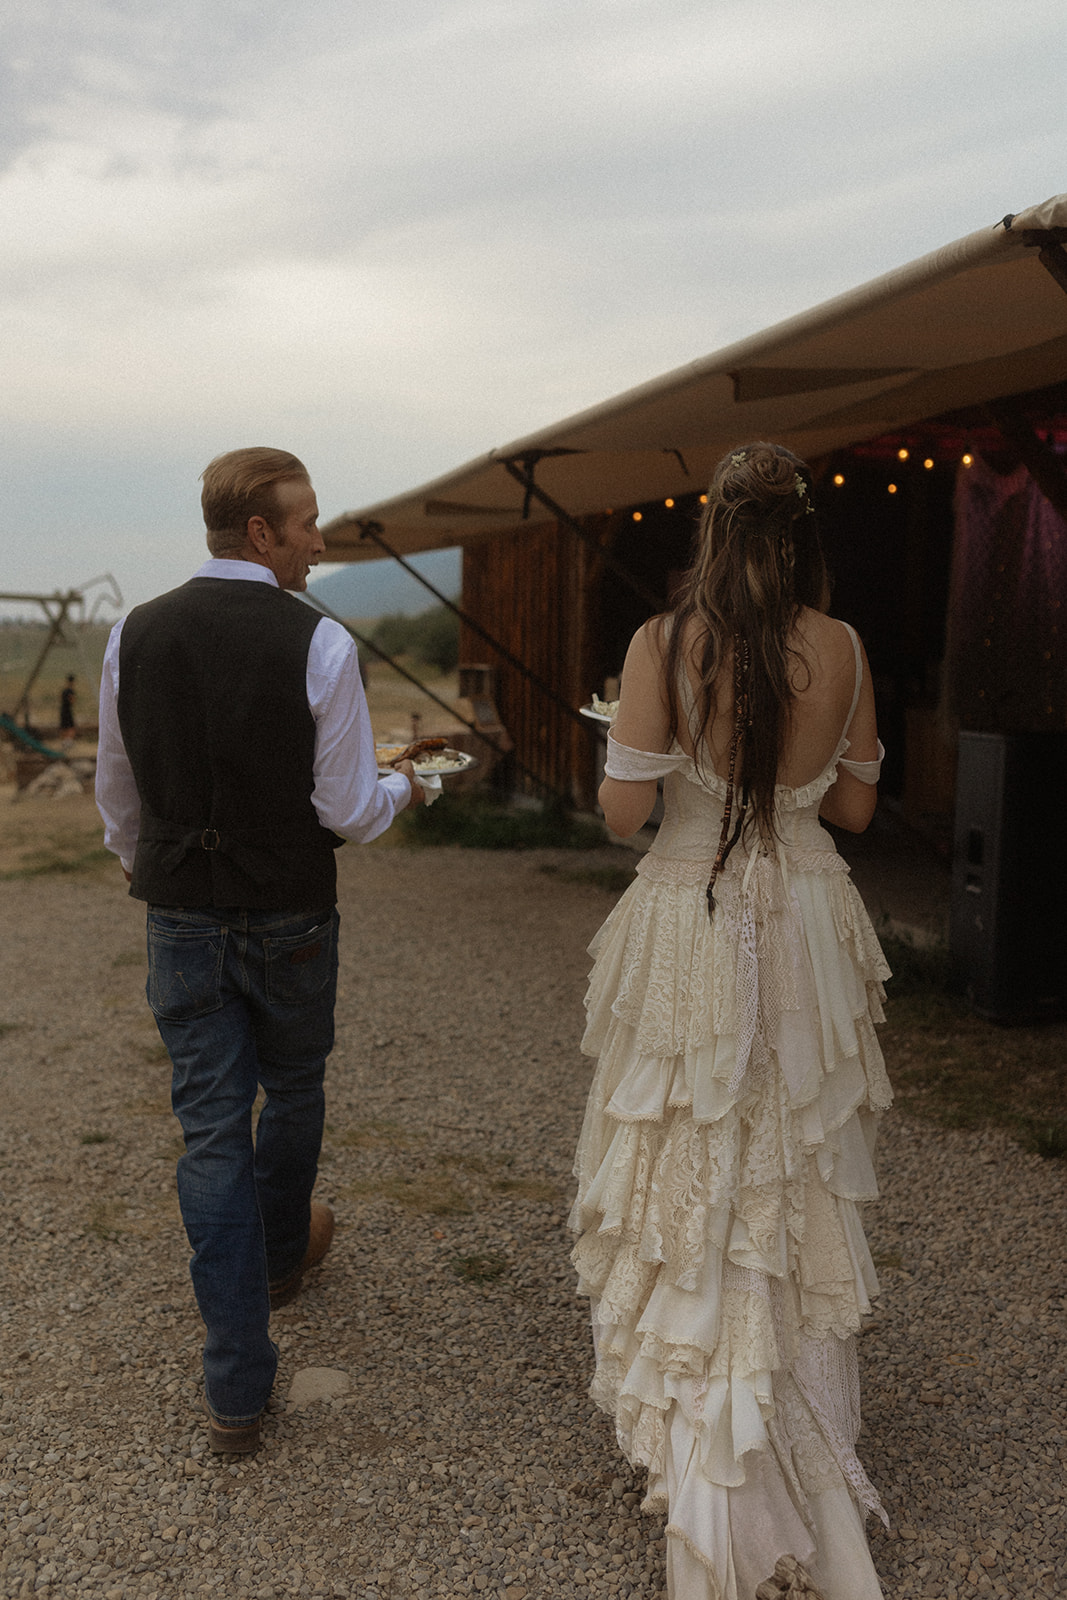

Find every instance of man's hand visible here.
[396,759,426,807]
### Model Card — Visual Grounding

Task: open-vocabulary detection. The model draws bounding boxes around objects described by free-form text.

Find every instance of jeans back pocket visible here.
[264,915,337,1005]
[147,921,227,1020]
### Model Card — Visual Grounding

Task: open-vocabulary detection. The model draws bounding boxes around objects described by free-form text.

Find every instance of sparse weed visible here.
[451,1253,507,1284]
[399,793,605,851]
[879,934,1067,1158]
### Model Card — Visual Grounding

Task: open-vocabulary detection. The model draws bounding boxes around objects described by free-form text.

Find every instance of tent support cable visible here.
[500,455,666,613]
[354,520,605,742]
[304,593,571,804]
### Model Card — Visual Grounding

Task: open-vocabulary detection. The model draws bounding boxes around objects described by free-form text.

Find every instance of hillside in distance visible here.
[308,548,460,620]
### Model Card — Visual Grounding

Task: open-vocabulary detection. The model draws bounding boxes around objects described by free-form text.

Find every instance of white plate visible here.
[376,748,478,777]
[579,704,615,725]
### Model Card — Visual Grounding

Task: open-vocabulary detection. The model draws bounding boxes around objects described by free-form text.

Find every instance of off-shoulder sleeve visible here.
[838,738,886,784]
[604,732,692,781]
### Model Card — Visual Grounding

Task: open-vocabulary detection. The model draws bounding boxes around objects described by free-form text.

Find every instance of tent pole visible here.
[500,457,666,612]
[354,521,605,740]
[304,595,570,804]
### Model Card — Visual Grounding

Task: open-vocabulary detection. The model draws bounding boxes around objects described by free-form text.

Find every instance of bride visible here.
[570,442,891,1599]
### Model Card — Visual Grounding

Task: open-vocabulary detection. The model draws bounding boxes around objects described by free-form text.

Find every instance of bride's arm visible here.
[599,623,672,837]
[819,636,880,832]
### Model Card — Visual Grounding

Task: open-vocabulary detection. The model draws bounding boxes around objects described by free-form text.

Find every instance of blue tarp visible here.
[0,712,65,759]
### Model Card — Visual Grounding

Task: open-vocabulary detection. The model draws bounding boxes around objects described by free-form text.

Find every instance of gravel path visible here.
[1,830,1065,1598]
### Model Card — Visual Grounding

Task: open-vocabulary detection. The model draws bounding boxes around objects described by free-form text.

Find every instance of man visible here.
[59,674,77,743]
[96,447,423,1454]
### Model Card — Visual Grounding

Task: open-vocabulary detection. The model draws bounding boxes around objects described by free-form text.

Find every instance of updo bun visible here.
[709,442,813,522]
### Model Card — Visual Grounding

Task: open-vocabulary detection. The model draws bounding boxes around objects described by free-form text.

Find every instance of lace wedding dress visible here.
[570,626,890,1600]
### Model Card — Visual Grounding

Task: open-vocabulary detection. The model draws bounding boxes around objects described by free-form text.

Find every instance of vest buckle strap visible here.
[200,827,221,852]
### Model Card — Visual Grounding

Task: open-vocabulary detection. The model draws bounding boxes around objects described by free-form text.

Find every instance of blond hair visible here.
[200,447,309,556]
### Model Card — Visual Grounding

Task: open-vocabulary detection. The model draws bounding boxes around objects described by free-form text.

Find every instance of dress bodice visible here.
[608,621,866,870]
[651,759,840,864]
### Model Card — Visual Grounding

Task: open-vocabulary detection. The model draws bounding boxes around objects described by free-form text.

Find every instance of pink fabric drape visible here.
[945,454,1067,731]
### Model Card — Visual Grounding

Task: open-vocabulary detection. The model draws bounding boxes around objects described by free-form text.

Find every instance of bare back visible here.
[673,609,875,789]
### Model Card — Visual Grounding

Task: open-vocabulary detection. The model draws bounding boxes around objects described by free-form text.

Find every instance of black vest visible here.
[118,576,342,909]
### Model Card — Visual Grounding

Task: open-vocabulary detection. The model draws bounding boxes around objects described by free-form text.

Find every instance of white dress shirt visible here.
[95,559,410,873]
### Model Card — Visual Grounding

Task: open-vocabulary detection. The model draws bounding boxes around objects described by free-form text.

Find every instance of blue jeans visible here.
[146,904,339,1425]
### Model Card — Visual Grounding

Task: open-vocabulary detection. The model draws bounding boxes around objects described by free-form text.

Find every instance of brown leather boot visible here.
[268,1201,335,1309]
[204,1404,261,1455]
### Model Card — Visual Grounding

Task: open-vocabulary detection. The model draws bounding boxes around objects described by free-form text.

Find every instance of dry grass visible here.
[84,1193,180,1241]
[361,658,466,745]
[333,1127,569,1218]
[0,621,110,728]
[0,785,109,876]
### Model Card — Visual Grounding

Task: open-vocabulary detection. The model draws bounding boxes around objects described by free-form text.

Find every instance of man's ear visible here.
[246,515,271,555]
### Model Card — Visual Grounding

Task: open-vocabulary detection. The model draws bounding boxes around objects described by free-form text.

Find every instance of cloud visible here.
[0,0,1064,605]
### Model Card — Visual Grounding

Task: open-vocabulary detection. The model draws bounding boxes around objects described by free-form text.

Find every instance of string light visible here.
[833,473,845,487]
[923,458,935,470]
[664,498,674,508]
[897,448,909,461]
[699,494,708,504]
[632,511,643,522]
[887,483,898,495]
[961,454,973,467]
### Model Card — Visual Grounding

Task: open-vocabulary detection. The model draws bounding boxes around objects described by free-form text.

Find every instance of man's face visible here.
[263,477,324,591]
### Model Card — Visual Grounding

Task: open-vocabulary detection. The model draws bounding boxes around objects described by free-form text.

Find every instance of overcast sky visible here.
[2,0,1064,615]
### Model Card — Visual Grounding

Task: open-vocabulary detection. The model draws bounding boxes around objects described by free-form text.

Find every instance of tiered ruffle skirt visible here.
[570,847,892,1600]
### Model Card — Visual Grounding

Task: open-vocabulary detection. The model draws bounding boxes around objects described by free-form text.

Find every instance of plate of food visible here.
[579,694,619,725]
[376,738,478,777]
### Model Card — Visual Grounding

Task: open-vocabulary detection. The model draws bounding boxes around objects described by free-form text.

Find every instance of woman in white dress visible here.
[570,443,891,1600]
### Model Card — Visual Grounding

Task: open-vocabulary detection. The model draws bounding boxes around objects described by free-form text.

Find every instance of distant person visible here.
[570,442,891,1598]
[59,674,77,743]
[95,447,425,1454]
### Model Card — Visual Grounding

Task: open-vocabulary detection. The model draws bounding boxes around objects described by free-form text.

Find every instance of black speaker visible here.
[950,731,1067,1022]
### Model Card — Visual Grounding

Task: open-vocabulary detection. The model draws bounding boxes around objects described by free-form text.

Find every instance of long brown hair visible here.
[656,441,829,849]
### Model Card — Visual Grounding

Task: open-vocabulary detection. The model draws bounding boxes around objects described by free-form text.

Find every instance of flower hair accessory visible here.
[794,473,814,513]
[731,452,747,465]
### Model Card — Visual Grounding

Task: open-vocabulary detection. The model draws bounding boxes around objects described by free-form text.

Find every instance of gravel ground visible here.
[1,825,1065,1599]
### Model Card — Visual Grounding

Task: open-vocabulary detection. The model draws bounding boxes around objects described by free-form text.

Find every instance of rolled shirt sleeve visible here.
[305,617,410,840]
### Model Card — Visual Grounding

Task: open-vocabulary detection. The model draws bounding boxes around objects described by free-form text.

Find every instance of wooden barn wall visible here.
[460,523,600,805]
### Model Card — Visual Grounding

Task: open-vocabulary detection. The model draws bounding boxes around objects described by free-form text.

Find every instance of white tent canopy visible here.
[322,194,1067,562]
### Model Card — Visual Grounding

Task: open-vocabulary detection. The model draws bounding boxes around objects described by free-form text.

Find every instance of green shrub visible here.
[408,607,460,673]
[371,606,459,673]
[399,793,605,851]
